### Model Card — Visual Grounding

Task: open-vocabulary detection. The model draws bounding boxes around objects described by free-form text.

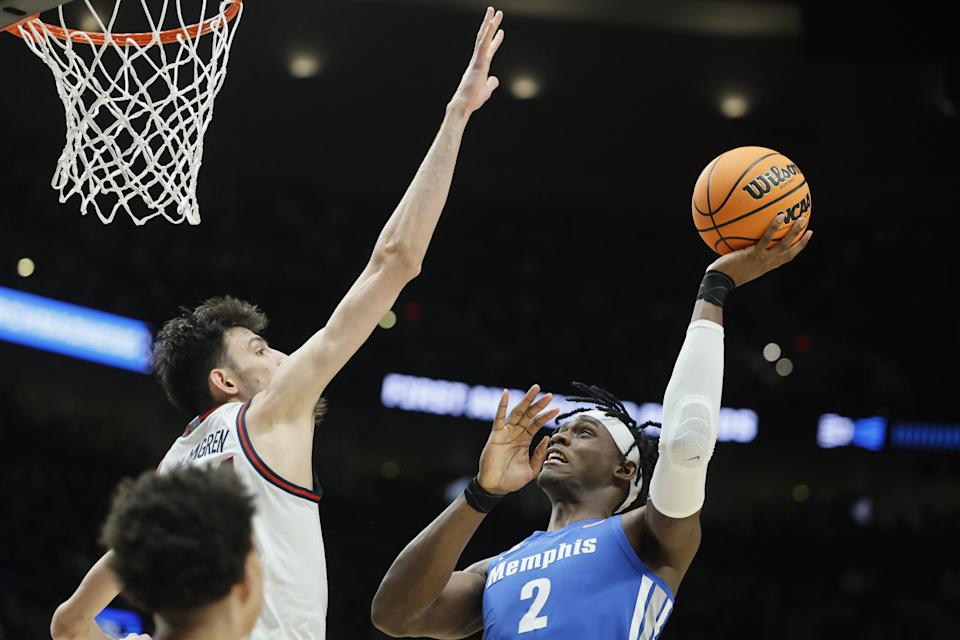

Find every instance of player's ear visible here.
[614,458,638,483]
[209,367,239,399]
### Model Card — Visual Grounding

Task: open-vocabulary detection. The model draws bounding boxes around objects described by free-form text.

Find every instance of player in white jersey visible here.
[101,466,263,640]
[372,214,812,639]
[49,7,510,640]
[155,395,325,638]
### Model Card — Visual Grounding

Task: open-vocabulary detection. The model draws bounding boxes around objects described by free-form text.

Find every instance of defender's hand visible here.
[708,213,812,287]
[448,7,505,116]
[477,385,558,495]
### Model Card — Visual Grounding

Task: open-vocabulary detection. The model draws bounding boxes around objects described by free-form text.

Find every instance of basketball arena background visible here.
[1,1,958,638]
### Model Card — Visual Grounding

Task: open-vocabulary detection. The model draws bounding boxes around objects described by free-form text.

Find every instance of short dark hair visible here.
[152,296,268,415]
[102,466,256,618]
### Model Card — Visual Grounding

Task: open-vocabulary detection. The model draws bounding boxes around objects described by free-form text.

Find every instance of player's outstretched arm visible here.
[623,214,812,590]
[50,551,121,640]
[372,386,557,638]
[249,8,506,427]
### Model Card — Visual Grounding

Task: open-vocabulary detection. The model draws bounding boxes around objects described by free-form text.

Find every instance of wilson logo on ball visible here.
[741,164,801,200]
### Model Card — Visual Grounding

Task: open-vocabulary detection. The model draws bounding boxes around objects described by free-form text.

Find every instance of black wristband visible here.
[463,476,504,514]
[697,270,736,307]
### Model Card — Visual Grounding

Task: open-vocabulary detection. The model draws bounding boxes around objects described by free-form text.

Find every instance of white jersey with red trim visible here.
[157,401,327,640]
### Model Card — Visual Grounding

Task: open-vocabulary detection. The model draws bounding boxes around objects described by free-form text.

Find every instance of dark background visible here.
[1,0,958,638]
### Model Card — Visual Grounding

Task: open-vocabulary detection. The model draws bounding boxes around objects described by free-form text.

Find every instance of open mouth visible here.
[544,448,568,465]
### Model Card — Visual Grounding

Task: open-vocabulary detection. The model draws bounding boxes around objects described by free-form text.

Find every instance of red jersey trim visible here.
[183,404,227,437]
[199,404,224,422]
[235,400,322,503]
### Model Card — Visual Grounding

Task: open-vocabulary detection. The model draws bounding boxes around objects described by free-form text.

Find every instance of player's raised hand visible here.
[448,7,505,116]
[708,212,812,287]
[477,385,558,495]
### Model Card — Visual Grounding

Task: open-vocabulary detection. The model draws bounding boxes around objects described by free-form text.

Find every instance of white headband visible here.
[578,409,643,513]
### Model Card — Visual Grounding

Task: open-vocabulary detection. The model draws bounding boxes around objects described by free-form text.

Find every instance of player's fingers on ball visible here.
[785,217,804,238]
[786,216,811,247]
[758,214,785,249]
[780,230,812,264]
[789,230,814,257]
[783,215,808,246]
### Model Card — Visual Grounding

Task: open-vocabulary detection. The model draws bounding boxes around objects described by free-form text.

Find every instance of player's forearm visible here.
[372,494,485,630]
[50,552,121,640]
[648,298,725,520]
[690,298,723,326]
[253,111,472,414]
[370,108,470,276]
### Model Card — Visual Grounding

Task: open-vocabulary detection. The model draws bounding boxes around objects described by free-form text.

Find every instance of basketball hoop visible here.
[6,0,245,224]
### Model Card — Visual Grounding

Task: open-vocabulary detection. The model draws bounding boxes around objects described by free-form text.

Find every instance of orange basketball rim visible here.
[4,0,242,46]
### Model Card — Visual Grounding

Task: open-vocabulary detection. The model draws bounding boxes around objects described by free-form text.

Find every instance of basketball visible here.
[692,146,812,255]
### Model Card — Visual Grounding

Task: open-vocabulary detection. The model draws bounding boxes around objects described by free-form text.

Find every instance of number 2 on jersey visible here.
[518,578,551,633]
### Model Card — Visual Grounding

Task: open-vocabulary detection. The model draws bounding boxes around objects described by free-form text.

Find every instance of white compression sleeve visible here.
[648,319,724,519]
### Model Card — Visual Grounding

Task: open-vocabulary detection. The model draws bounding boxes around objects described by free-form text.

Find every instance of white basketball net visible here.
[14,0,244,224]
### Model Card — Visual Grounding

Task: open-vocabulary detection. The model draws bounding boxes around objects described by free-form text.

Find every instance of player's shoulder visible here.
[204,401,245,422]
[158,402,245,471]
[464,556,495,577]
[183,402,244,435]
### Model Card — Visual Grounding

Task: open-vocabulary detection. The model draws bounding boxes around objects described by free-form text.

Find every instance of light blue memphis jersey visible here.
[482,516,674,640]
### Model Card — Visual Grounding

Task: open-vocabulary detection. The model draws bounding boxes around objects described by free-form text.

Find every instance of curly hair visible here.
[102,466,256,618]
[152,296,268,416]
[555,381,660,512]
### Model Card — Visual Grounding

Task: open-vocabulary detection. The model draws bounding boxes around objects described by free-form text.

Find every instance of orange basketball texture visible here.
[692,146,812,255]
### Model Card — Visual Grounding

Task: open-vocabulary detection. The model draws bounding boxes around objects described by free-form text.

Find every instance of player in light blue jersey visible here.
[372,213,812,639]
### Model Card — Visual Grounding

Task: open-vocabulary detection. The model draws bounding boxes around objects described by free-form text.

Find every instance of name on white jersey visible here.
[187,428,229,462]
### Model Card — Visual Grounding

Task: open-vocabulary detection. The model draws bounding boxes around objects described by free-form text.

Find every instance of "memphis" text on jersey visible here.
[486,537,597,588]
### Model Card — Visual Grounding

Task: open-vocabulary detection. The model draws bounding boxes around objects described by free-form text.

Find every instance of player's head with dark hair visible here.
[151,296,283,416]
[537,382,660,515]
[102,466,262,637]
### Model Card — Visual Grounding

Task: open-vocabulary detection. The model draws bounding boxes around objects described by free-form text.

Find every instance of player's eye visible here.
[256,349,265,356]
[577,428,592,438]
